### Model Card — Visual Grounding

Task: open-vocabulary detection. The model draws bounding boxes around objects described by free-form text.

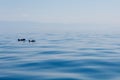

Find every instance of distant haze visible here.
[0,0,120,34]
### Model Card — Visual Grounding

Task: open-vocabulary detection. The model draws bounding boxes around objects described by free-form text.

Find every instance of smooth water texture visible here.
[0,33,120,80]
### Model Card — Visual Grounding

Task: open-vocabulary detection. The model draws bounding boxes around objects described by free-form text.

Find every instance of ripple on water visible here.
[0,33,120,80]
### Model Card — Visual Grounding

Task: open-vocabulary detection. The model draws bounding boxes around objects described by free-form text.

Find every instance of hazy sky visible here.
[0,0,120,33]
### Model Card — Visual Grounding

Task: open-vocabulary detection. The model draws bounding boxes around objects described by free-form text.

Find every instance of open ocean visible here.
[0,32,120,80]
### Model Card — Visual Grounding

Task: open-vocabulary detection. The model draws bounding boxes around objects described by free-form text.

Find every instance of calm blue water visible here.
[0,33,120,80]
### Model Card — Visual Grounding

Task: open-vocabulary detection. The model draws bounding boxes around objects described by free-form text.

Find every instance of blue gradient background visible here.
[0,0,120,33]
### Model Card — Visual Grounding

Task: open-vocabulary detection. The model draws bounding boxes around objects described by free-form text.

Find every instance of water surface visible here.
[0,33,120,80]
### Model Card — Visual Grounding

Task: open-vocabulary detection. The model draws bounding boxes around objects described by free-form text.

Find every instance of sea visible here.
[0,32,120,80]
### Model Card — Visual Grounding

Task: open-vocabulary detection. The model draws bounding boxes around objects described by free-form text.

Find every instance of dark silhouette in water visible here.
[18,38,36,43]
[29,40,36,42]
[18,38,26,41]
